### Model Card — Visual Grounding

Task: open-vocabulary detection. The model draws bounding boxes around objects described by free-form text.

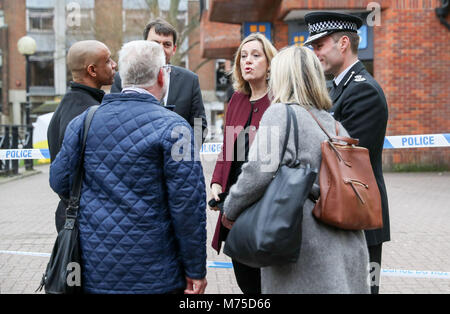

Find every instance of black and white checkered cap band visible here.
[308,20,358,34]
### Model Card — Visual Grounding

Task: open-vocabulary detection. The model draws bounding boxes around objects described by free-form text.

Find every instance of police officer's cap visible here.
[304,12,363,45]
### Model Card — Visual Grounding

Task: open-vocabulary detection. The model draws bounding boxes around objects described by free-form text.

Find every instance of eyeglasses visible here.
[161,65,171,74]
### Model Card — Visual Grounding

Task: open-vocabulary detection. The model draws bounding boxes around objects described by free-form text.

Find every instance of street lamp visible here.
[17,36,36,171]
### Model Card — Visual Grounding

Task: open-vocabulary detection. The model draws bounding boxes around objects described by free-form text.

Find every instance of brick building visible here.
[199,0,450,170]
[0,0,448,168]
[0,0,27,125]
[0,0,195,125]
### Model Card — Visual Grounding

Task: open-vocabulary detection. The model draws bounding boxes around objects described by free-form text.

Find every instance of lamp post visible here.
[17,36,36,171]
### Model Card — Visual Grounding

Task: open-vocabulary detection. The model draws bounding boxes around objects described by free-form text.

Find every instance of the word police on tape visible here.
[0,149,50,160]
[201,134,450,152]
[384,133,450,149]
[200,142,223,154]
[1,133,448,160]
[0,145,224,160]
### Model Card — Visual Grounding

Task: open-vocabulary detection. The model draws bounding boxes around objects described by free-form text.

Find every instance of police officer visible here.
[304,12,390,294]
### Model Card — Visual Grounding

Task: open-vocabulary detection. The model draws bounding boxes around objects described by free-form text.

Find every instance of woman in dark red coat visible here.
[209,33,277,294]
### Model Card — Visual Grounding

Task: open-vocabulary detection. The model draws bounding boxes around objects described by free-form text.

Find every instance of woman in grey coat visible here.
[222,46,370,294]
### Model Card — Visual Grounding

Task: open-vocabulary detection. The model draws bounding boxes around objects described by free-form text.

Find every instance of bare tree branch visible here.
[144,0,201,67]
[192,59,213,74]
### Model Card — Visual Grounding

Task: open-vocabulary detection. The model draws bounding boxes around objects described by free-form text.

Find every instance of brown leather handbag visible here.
[308,111,383,230]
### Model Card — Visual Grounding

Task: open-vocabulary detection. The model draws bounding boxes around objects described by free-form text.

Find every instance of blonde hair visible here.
[269,46,332,110]
[232,33,277,95]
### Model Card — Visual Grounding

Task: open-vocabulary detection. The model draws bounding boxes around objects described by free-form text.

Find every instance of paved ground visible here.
[0,159,449,294]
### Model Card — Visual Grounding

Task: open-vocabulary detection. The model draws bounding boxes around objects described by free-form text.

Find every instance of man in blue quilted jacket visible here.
[49,40,207,294]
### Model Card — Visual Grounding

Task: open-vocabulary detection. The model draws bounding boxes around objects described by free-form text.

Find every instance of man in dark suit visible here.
[111,18,207,143]
[305,12,390,294]
[47,40,117,232]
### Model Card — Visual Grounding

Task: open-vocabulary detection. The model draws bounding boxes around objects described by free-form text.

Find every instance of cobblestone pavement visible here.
[0,159,449,294]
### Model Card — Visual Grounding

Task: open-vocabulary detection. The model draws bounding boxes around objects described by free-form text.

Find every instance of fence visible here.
[0,125,33,176]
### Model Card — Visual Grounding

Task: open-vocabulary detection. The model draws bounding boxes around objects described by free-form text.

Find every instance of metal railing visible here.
[0,125,34,176]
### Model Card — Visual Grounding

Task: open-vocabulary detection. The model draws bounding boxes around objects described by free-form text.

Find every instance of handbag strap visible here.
[307,110,334,140]
[307,110,359,146]
[280,104,291,161]
[280,104,300,164]
[65,105,99,227]
[286,105,299,158]
[306,109,355,167]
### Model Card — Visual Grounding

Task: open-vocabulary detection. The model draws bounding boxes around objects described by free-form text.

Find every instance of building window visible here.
[0,10,5,27]
[28,9,54,32]
[30,54,54,87]
[67,9,95,34]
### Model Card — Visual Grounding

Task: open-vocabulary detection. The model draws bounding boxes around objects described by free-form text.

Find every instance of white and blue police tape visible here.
[200,142,223,154]
[0,146,226,159]
[0,148,50,160]
[1,133,449,160]
[383,133,450,149]
[381,268,450,280]
[0,250,449,279]
[200,133,450,153]
[207,261,234,269]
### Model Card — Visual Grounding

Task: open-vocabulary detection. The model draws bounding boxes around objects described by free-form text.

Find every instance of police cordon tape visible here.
[0,133,449,160]
[383,133,450,149]
[0,250,449,279]
[203,133,450,152]
[0,148,50,160]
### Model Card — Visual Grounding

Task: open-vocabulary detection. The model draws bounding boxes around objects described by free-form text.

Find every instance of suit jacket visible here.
[330,61,390,246]
[111,65,207,142]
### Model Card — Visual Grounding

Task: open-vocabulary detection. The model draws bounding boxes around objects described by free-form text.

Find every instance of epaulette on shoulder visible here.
[353,74,367,82]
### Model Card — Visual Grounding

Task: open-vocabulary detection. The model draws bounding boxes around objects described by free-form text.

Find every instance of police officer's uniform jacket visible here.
[330,60,390,246]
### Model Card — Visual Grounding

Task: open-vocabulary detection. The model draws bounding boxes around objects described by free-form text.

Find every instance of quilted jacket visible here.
[49,92,207,294]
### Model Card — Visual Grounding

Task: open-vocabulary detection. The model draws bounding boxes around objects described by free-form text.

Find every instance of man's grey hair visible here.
[119,40,165,89]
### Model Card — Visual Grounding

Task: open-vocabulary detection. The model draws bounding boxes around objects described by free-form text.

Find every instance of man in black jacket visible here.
[47,40,117,232]
[111,18,207,143]
[305,12,390,294]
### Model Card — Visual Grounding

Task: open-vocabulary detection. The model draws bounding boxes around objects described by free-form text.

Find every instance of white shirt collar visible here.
[122,86,157,99]
[334,60,359,86]
[163,71,171,105]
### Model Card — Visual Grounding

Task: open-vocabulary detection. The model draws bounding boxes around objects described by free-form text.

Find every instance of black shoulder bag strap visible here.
[280,104,292,162]
[279,104,300,166]
[64,105,99,230]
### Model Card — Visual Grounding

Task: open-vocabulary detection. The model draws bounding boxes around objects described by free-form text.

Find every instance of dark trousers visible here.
[232,259,261,294]
[368,243,383,294]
